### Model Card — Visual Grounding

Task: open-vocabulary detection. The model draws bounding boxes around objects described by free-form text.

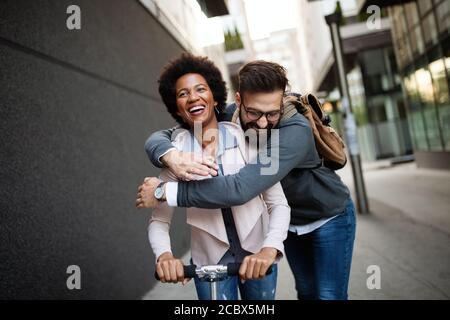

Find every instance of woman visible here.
[136,53,290,300]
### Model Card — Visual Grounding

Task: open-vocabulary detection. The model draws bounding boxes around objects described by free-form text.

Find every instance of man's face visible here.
[236,90,284,132]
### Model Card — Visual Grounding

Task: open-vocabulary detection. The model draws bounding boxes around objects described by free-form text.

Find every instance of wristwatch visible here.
[154,182,166,201]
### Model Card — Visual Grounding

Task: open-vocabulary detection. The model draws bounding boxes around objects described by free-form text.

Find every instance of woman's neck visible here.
[193,118,219,157]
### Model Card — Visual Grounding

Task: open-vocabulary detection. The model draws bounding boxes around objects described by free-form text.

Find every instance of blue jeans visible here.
[194,264,278,300]
[284,198,356,300]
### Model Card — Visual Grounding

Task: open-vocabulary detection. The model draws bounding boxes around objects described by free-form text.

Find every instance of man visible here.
[138,60,356,300]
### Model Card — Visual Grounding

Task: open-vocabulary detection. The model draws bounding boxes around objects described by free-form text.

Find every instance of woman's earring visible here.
[214,102,220,115]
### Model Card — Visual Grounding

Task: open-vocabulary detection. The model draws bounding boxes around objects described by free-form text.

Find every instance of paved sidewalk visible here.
[143,162,450,300]
[343,162,450,299]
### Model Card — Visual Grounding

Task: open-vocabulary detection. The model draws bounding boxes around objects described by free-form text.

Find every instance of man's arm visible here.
[145,128,218,179]
[145,128,177,168]
[176,114,320,208]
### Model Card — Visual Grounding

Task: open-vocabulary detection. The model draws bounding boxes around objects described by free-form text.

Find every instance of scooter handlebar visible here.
[154,263,273,280]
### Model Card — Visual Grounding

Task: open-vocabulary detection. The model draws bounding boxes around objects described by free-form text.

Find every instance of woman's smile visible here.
[188,104,206,116]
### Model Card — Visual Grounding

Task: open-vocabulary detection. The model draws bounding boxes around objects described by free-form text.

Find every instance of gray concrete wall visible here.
[0,0,190,299]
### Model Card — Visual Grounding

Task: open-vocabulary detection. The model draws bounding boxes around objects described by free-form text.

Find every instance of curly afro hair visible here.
[158,52,228,126]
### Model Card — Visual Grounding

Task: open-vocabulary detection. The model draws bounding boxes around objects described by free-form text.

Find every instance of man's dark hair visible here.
[158,52,227,125]
[238,60,289,96]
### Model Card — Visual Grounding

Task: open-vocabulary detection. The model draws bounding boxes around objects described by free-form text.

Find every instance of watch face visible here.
[154,187,164,199]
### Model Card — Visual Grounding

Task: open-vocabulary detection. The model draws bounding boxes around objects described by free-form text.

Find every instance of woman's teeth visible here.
[189,105,206,115]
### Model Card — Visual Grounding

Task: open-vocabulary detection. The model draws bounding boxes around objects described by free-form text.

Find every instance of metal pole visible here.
[210,280,218,300]
[325,12,369,214]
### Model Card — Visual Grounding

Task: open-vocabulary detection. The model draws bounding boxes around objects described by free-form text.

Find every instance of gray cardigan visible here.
[145,104,350,225]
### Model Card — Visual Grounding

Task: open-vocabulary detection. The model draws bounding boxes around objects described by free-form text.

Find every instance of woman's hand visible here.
[161,149,218,181]
[155,252,189,284]
[136,177,161,209]
[239,247,278,281]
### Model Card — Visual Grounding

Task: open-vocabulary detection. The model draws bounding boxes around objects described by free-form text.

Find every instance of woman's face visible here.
[175,73,217,128]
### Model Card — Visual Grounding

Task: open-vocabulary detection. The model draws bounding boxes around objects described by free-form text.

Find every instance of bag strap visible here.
[282,94,302,120]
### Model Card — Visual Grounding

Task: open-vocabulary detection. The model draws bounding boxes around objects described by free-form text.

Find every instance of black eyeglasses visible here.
[241,102,283,122]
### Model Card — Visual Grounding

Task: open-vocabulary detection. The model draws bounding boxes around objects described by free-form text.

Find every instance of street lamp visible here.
[325,11,370,214]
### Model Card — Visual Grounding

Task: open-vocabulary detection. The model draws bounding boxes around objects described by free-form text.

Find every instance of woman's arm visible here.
[238,182,291,280]
[147,170,177,261]
[147,170,186,284]
[260,182,291,259]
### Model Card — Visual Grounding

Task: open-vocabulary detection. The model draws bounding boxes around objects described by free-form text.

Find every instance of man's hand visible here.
[155,252,189,284]
[136,177,161,209]
[239,247,278,280]
[161,149,218,181]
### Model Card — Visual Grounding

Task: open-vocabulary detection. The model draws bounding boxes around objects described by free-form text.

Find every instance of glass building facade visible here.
[388,0,450,168]
[348,46,413,162]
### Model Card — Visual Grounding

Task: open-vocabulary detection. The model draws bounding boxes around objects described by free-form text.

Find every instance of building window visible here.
[429,57,449,105]
[430,54,450,150]
[390,6,412,68]
[435,0,450,35]
[415,67,444,150]
[404,2,424,57]
[391,0,450,155]
[405,2,420,28]
[418,0,433,17]
[404,73,429,150]
[410,25,425,56]
[401,36,413,68]
[422,12,439,47]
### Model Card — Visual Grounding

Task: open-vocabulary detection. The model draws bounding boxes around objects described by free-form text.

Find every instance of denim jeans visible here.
[284,198,356,300]
[193,264,278,300]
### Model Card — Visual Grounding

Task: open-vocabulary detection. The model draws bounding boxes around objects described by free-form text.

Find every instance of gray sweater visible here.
[145,104,350,225]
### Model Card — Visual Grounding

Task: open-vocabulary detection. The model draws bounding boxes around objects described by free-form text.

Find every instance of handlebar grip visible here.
[183,264,197,278]
[154,264,197,280]
[226,263,274,276]
[226,263,241,276]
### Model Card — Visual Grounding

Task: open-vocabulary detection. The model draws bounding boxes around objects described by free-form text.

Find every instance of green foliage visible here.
[334,1,347,26]
[224,25,244,51]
